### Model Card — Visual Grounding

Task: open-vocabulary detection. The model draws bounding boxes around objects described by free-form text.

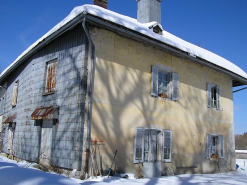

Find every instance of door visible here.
[7,123,15,156]
[39,119,53,166]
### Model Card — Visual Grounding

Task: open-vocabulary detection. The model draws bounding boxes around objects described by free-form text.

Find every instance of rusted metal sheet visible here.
[3,113,16,123]
[45,61,57,93]
[11,82,18,107]
[31,106,59,120]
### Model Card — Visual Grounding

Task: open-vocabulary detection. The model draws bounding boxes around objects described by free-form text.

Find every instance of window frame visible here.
[207,83,220,110]
[151,65,179,101]
[44,59,57,95]
[11,81,19,107]
[206,133,224,159]
[134,127,172,164]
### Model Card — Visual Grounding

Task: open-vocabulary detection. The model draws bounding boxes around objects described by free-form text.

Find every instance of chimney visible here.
[137,0,162,23]
[93,0,108,9]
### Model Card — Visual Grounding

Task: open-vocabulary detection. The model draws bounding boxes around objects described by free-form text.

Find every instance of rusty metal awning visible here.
[31,106,59,120]
[3,114,16,123]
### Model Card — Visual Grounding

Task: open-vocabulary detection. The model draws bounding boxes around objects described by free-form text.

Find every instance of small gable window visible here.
[148,23,163,35]
[151,65,179,101]
[207,83,220,110]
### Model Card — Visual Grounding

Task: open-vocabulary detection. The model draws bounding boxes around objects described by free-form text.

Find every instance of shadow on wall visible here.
[89,28,233,175]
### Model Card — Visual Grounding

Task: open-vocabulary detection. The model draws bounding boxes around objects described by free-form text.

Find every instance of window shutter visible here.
[134,127,144,163]
[0,97,4,114]
[219,135,224,159]
[12,82,18,107]
[216,86,221,110]
[167,73,172,99]
[207,83,212,108]
[151,66,158,97]
[46,61,57,93]
[171,73,179,101]
[162,130,172,162]
[206,134,212,159]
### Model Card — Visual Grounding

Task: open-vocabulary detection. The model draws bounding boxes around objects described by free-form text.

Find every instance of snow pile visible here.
[0,155,79,185]
[1,4,247,80]
[236,150,247,153]
[1,155,247,185]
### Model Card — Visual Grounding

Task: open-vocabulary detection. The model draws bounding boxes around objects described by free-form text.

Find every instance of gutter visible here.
[82,16,95,173]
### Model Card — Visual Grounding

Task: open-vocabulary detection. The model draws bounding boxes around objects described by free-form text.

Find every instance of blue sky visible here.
[0,0,246,134]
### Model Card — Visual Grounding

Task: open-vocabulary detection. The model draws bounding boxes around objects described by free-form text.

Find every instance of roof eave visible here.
[84,14,247,87]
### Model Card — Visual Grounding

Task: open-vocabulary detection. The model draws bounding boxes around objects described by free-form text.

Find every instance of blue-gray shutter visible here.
[216,85,221,110]
[207,83,212,108]
[167,73,172,99]
[151,66,158,97]
[0,97,4,114]
[219,135,224,159]
[171,73,179,101]
[162,130,172,162]
[206,134,212,159]
[134,127,144,163]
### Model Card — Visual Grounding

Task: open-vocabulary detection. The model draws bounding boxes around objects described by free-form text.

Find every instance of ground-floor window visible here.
[206,134,224,159]
[134,128,172,163]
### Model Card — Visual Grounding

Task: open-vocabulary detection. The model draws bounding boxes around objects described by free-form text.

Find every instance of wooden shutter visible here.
[134,127,144,163]
[219,135,224,159]
[206,134,212,159]
[162,130,172,162]
[12,82,18,107]
[216,86,221,110]
[45,61,57,93]
[171,73,179,101]
[151,66,158,97]
[207,83,212,108]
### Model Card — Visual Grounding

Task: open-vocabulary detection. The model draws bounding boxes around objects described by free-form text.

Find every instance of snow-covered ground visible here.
[1,155,247,185]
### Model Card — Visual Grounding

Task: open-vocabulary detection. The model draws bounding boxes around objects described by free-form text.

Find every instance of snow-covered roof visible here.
[1,4,247,80]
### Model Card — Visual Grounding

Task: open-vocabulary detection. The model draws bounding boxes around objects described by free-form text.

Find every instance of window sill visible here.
[42,91,55,96]
[208,107,222,111]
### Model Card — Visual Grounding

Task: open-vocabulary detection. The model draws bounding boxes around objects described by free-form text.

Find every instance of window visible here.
[151,65,179,101]
[206,134,224,159]
[45,59,57,94]
[12,81,18,107]
[133,128,172,163]
[207,83,220,110]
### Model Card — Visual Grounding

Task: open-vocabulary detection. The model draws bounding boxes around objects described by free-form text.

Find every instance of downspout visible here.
[82,16,95,174]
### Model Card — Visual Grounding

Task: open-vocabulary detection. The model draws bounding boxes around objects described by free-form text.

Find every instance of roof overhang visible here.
[31,106,59,120]
[84,14,247,87]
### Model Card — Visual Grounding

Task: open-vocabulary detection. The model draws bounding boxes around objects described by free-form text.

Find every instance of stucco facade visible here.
[89,27,235,175]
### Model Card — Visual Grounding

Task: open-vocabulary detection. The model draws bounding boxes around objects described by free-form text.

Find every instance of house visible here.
[0,0,247,178]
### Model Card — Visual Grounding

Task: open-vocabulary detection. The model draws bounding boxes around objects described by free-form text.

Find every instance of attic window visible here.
[148,23,163,35]
[153,25,162,34]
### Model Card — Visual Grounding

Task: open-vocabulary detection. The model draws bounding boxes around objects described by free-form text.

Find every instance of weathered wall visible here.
[89,27,235,174]
[2,24,87,170]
